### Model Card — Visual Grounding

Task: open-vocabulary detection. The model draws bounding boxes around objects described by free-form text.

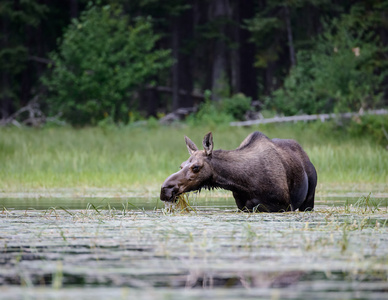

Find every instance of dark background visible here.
[1,0,387,125]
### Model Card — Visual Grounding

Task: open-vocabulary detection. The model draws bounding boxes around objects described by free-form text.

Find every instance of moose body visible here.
[160,132,317,212]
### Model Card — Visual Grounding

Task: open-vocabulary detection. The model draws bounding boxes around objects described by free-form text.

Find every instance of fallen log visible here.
[0,95,65,127]
[159,107,197,124]
[230,109,388,127]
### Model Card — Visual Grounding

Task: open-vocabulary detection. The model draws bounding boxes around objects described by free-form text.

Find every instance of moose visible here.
[160,132,317,212]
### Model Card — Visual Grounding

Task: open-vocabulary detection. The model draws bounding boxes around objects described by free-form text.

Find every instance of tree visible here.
[271,6,387,114]
[170,2,194,110]
[245,0,334,96]
[236,0,257,100]
[0,0,48,119]
[2,0,387,125]
[42,4,172,125]
[208,0,232,101]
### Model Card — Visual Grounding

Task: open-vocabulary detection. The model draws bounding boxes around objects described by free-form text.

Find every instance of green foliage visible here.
[354,192,381,213]
[187,92,251,127]
[146,116,159,129]
[221,93,252,120]
[269,50,323,115]
[244,13,282,68]
[344,115,388,148]
[187,98,234,128]
[0,0,48,104]
[244,0,330,69]
[270,8,387,115]
[42,4,172,126]
[0,0,48,72]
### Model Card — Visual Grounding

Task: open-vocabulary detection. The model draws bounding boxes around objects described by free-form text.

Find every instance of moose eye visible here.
[192,165,200,173]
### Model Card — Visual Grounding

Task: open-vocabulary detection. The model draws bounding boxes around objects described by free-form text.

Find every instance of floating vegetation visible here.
[0,195,387,299]
[354,192,381,213]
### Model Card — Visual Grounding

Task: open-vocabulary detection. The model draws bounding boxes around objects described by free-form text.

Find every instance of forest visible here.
[1,0,387,126]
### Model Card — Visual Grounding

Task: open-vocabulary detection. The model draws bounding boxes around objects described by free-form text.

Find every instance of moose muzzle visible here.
[160,172,181,202]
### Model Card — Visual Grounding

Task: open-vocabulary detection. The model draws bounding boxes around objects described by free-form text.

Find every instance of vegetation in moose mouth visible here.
[164,193,195,213]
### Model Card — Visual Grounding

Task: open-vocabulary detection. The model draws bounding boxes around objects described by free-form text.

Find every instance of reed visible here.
[163,193,196,213]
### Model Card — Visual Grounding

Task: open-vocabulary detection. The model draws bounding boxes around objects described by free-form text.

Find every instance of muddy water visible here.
[0,195,387,299]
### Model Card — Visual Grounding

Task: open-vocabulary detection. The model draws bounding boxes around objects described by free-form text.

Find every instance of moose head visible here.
[160,132,214,202]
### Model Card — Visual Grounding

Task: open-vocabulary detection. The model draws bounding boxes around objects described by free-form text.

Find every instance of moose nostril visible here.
[160,184,177,201]
[163,183,176,190]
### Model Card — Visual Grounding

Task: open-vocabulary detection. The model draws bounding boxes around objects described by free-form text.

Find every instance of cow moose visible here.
[160,132,317,212]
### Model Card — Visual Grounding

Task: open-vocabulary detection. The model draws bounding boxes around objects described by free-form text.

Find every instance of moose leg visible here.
[233,192,271,212]
[232,192,249,211]
[299,162,317,212]
[298,184,315,211]
[298,194,314,211]
[298,167,317,212]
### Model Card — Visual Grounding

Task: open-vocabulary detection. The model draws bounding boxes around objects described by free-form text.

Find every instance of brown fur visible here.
[160,132,317,212]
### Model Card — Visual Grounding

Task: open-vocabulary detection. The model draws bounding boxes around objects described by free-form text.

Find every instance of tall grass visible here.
[0,123,387,193]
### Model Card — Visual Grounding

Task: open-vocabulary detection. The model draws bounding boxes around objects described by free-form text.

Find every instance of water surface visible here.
[1,193,387,210]
[0,193,387,300]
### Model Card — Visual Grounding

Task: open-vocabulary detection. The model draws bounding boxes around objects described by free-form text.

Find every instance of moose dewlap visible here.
[160,131,317,213]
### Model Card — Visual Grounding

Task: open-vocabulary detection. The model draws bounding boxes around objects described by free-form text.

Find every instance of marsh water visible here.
[1,194,387,299]
[2,193,387,210]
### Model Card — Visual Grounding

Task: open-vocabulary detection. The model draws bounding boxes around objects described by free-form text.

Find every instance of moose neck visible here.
[207,149,251,193]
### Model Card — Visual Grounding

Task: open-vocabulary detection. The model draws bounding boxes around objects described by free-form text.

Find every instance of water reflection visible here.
[1,195,387,210]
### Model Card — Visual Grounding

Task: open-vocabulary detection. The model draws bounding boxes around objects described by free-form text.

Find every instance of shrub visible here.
[345,115,388,148]
[187,101,233,128]
[270,12,387,115]
[42,4,172,126]
[222,93,252,120]
[187,92,252,127]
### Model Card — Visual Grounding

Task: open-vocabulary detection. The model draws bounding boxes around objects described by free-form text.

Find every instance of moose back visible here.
[160,131,317,212]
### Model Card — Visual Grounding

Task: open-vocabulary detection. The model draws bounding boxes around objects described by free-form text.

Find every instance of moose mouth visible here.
[166,193,181,203]
[160,187,182,203]
[160,185,212,203]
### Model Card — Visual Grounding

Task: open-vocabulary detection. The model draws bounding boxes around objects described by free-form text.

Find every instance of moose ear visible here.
[185,136,198,155]
[202,132,213,156]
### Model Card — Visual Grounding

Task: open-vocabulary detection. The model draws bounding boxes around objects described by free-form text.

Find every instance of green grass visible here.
[0,122,387,193]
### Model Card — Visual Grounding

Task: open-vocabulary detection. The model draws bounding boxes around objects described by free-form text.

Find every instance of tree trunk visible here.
[1,73,12,120]
[70,0,79,19]
[379,10,388,103]
[212,40,227,101]
[171,17,179,110]
[265,61,276,95]
[0,11,12,119]
[230,27,240,95]
[284,5,296,67]
[143,87,159,117]
[171,6,194,110]
[209,0,231,101]
[21,24,33,107]
[238,0,257,99]
[178,6,194,108]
